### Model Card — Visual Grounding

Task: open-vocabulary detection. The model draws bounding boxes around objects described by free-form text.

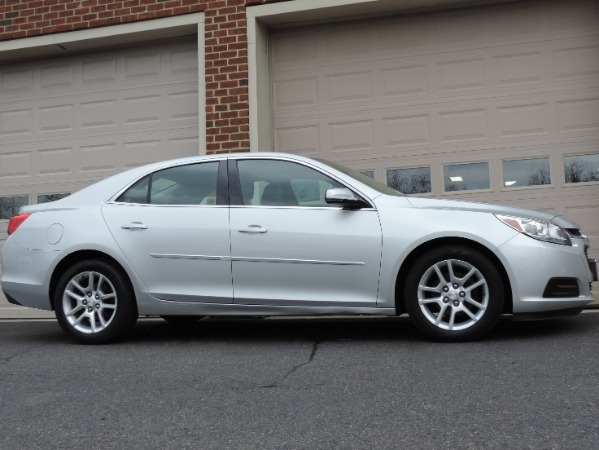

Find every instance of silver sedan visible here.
[2,153,597,343]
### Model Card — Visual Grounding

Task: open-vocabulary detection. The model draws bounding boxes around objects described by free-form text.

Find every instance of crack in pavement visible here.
[0,344,47,365]
[262,340,323,388]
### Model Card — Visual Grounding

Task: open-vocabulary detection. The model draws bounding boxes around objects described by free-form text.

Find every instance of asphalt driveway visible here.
[1,313,599,449]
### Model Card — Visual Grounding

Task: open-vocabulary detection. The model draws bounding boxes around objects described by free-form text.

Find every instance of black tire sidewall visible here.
[54,259,137,344]
[404,246,504,342]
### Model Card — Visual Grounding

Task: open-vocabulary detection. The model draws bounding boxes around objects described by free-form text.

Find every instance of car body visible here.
[1,153,597,343]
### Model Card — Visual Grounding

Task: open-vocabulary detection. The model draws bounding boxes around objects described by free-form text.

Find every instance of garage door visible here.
[0,37,199,308]
[0,37,199,213]
[271,0,599,262]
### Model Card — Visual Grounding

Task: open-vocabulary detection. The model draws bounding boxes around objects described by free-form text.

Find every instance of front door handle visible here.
[121,222,148,230]
[238,225,268,234]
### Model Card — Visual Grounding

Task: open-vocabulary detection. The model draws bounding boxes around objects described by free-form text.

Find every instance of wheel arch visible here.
[394,237,513,315]
[49,250,137,313]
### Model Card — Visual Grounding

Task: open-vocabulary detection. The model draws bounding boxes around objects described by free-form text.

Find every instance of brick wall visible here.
[0,0,292,153]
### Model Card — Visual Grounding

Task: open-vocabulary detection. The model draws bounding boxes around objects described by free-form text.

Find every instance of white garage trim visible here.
[246,0,487,151]
[0,13,206,155]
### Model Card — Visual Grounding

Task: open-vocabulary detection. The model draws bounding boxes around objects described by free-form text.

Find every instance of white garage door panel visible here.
[0,37,199,199]
[272,0,599,261]
[0,37,199,309]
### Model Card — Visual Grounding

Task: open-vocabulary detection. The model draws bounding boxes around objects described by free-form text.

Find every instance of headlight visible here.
[495,214,571,246]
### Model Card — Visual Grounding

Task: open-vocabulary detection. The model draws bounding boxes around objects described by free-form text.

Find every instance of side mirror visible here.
[325,188,369,209]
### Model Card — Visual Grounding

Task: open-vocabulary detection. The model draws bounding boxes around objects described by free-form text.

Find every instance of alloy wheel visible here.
[417,258,489,331]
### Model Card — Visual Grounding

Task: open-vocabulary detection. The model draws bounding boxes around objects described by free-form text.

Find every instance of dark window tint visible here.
[118,162,219,205]
[237,160,345,207]
[118,176,150,203]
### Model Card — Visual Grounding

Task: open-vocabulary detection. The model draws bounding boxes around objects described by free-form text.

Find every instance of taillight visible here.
[7,213,32,235]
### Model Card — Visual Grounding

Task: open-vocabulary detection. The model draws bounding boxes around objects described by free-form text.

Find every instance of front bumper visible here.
[499,234,595,314]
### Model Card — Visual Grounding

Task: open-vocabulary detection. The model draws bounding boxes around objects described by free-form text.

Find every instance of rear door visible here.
[102,160,233,303]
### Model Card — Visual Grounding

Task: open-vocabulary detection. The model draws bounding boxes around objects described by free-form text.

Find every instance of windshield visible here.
[317,158,404,197]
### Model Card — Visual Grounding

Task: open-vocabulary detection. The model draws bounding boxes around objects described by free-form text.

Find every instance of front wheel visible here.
[404,246,504,341]
[54,260,137,344]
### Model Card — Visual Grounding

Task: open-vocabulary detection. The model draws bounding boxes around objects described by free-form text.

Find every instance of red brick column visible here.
[204,0,249,153]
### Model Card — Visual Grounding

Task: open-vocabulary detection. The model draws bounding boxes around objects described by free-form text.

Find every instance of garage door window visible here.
[502,158,551,188]
[0,195,28,219]
[444,162,490,192]
[387,167,431,194]
[564,154,599,183]
[38,193,70,204]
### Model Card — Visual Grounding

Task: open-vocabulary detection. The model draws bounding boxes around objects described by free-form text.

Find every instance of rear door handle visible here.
[238,225,267,234]
[121,222,148,230]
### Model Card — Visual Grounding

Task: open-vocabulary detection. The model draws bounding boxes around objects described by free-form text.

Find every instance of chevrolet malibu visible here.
[1,153,597,344]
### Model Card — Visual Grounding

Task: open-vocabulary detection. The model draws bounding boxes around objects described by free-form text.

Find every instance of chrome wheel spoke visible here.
[65,304,84,317]
[433,264,446,284]
[418,258,489,332]
[448,307,456,330]
[460,268,476,284]
[419,284,442,294]
[70,280,86,295]
[464,297,485,310]
[87,272,94,290]
[98,312,108,328]
[447,260,456,283]
[62,270,118,335]
[419,296,442,305]
[65,290,84,301]
[466,279,485,291]
[435,304,448,325]
[72,312,86,326]
[463,307,479,322]
[90,313,97,333]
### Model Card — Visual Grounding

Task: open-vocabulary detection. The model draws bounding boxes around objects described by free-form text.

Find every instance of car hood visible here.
[404,196,579,229]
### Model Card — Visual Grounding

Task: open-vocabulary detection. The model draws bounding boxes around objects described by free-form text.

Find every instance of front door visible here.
[229,158,382,307]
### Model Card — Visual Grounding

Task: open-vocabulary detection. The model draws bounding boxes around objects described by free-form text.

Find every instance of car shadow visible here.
[124,313,596,345]
[5,312,595,345]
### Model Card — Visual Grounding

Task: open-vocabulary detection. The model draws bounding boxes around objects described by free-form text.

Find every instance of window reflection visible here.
[0,195,28,219]
[38,193,70,203]
[444,162,490,191]
[387,167,431,194]
[502,158,551,188]
[564,154,599,183]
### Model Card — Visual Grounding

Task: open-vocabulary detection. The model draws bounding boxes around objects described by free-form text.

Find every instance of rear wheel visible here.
[54,260,137,344]
[404,246,504,341]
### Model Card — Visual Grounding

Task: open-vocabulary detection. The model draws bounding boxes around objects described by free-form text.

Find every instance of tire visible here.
[54,259,137,344]
[160,315,203,326]
[404,245,504,342]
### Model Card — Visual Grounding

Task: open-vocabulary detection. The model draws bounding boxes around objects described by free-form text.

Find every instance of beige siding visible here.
[271,0,599,264]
